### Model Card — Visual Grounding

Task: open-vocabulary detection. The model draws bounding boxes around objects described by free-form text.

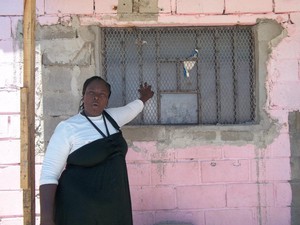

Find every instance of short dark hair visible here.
[79,76,111,111]
[82,76,111,97]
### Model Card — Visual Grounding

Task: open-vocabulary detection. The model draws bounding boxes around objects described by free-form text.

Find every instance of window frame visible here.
[101,26,258,126]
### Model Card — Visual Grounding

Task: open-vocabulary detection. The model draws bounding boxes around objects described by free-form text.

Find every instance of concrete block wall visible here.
[0,0,300,225]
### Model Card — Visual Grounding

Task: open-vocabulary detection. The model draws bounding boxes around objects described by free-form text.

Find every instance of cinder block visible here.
[95,0,118,14]
[275,0,300,13]
[276,59,299,81]
[126,142,155,161]
[176,146,222,160]
[151,161,199,185]
[290,13,300,25]
[270,82,300,110]
[127,163,151,185]
[0,190,23,216]
[177,185,226,209]
[117,0,133,13]
[45,0,93,14]
[0,0,23,15]
[0,63,23,87]
[226,0,273,13]
[0,115,20,139]
[43,116,66,144]
[36,0,45,15]
[275,182,292,207]
[265,133,291,158]
[265,207,291,225]
[132,211,155,225]
[0,17,11,40]
[37,25,76,40]
[251,158,291,181]
[177,0,224,14]
[150,151,176,162]
[0,40,15,63]
[205,209,255,225]
[43,67,75,92]
[154,222,193,225]
[227,183,274,207]
[272,39,300,60]
[42,42,92,66]
[155,210,204,225]
[37,16,69,26]
[131,186,176,210]
[140,0,159,13]
[0,90,20,112]
[158,0,172,13]
[0,140,20,164]
[201,160,249,183]
[43,93,79,116]
[0,165,20,190]
[265,158,291,181]
[220,131,254,141]
[223,145,256,159]
[123,126,166,142]
[190,131,217,141]
[0,217,23,225]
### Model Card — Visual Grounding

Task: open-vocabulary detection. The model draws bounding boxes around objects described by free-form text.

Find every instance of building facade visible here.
[1,0,300,225]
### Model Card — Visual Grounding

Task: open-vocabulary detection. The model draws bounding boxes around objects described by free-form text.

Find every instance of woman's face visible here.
[83,79,110,117]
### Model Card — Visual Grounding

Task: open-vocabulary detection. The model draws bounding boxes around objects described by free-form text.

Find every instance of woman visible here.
[39,76,154,225]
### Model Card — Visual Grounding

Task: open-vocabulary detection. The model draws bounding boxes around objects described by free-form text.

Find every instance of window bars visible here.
[101,26,256,125]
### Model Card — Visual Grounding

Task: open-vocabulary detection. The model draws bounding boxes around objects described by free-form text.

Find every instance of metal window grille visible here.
[101,26,256,125]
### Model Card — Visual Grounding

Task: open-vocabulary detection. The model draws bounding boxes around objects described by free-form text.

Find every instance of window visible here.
[101,26,256,125]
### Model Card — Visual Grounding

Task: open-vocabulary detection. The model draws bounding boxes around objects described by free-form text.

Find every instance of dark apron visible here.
[55,112,133,225]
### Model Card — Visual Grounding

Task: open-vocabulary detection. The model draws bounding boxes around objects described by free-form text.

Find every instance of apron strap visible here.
[103,110,120,131]
[82,111,109,138]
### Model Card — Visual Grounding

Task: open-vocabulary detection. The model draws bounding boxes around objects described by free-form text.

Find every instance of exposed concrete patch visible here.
[117,0,159,21]
[123,126,167,143]
[139,0,159,13]
[118,0,133,13]
[36,24,76,40]
[35,16,100,144]
[37,16,96,66]
[221,131,254,142]
[269,28,289,49]
[42,42,93,66]
[253,19,287,225]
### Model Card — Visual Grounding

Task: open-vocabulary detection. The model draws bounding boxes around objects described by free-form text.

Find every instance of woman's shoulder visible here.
[56,113,84,129]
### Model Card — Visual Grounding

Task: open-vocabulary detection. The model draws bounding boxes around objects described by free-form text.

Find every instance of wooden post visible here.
[21,0,36,225]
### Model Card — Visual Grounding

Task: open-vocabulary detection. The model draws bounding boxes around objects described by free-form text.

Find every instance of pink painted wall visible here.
[1,0,300,225]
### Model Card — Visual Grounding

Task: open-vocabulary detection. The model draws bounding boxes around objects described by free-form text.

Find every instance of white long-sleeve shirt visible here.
[40,99,144,186]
